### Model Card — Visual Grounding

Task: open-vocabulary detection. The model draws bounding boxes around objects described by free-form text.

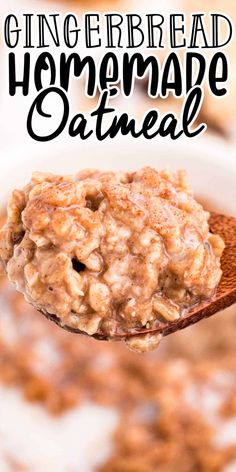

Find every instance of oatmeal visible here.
[1,275,236,470]
[0,167,224,351]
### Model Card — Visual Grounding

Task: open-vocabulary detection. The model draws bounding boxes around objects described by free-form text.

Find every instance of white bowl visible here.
[1,135,236,216]
[0,135,236,470]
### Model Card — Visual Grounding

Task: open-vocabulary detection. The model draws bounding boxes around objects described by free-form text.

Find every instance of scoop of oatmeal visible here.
[0,168,224,351]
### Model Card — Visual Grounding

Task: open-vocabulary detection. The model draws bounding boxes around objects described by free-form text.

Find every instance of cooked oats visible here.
[0,250,236,471]
[0,168,224,350]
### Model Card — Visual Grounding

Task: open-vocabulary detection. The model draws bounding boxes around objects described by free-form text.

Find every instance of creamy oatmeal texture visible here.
[0,168,224,351]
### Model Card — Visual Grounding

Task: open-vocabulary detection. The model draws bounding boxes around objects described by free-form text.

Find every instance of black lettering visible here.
[91,90,116,140]
[170,14,186,48]
[85,14,101,48]
[209,52,228,96]
[69,114,93,139]
[27,87,69,141]
[99,53,119,97]
[123,53,159,97]
[64,15,81,48]
[23,14,34,48]
[146,15,164,48]
[212,14,233,48]
[186,53,206,92]
[60,53,96,95]
[34,52,56,91]
[37,14,60,48]
[4,15,21,48]
[127,15,144,48]
[190,14,209,48]
[105,14,123,48]
[9,52,30,96]
[182,86,206,137]
[158,114,183,139]
[161,53,182,97]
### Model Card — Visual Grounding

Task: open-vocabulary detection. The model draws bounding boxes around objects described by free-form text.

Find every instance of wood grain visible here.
[127,213,236,339]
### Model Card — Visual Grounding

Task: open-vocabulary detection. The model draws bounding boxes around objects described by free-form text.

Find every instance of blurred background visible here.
[0,1,236,471]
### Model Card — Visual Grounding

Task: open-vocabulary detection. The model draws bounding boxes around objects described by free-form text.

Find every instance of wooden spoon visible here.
[41,212,236,341]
